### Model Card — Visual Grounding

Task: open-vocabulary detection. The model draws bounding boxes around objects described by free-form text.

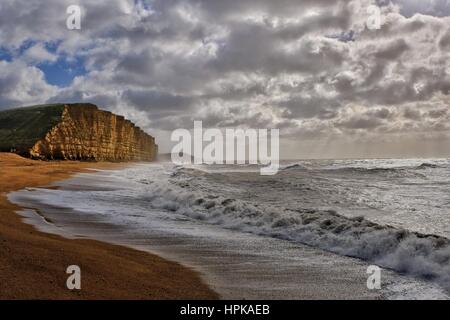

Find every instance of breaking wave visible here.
[279,161,438,177]
[280,163,309,171]
[137,167,450,291]
[417,163,441,169]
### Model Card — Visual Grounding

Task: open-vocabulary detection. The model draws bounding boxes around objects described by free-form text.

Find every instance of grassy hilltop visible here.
[0,104,65,155]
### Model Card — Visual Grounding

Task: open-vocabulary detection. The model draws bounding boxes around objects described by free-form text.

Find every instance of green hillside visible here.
[0,104,65,154]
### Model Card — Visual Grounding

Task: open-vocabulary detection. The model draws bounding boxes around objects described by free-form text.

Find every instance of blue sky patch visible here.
[38,56,87,88]
[0,47,13,62]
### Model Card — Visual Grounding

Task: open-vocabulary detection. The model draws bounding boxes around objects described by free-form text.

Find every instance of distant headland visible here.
[0,103,157,161]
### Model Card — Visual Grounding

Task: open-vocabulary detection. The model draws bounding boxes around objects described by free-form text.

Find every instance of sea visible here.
[8,158,450,299]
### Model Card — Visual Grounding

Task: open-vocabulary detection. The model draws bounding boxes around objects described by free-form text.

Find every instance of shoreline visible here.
[7,161,388,300]
[0,153,218,299]
[4,154,448,300]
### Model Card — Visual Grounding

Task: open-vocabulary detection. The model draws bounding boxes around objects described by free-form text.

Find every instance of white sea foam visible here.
[111,165,450,291]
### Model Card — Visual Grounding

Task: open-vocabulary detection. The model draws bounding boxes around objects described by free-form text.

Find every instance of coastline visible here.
[7,161,387,300]
[4,155,448,300]
[0,153,218,299]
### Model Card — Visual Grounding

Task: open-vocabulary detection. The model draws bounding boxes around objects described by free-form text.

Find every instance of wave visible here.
[280,162,431,176]
[136,167,450,291]
[280,163,309,171]
[318,166,430,180]
[416,163,441,169]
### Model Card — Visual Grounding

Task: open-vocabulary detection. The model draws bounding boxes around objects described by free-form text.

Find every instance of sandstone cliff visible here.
[0,103,157,161]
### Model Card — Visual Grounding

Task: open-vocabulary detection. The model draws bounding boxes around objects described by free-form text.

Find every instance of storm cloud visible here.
[1,0,450,157]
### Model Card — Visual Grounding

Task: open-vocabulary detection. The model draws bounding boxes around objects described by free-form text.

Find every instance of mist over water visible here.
[9,158,450,297]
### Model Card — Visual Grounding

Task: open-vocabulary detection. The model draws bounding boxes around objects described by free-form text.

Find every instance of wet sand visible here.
[0,153,218,299]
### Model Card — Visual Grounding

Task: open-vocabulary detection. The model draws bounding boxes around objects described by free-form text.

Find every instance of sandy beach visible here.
[0,153,218,299]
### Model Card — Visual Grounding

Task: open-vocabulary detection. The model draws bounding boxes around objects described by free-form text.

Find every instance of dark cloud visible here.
[1,0,450,155]
[337,116,384,130]
[123,89,195,113]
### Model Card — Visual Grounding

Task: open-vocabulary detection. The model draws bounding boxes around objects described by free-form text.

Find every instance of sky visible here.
[0,0,450,159]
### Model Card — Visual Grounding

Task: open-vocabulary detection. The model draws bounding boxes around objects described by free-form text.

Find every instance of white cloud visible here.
[21,43,58,63]
[1,0,450,156]
[0,60,58,108]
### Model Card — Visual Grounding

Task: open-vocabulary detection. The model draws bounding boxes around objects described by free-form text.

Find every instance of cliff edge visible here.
[0,103,157,161]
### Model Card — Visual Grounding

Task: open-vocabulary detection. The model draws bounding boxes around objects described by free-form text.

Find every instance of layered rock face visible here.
[0,103,157,161]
